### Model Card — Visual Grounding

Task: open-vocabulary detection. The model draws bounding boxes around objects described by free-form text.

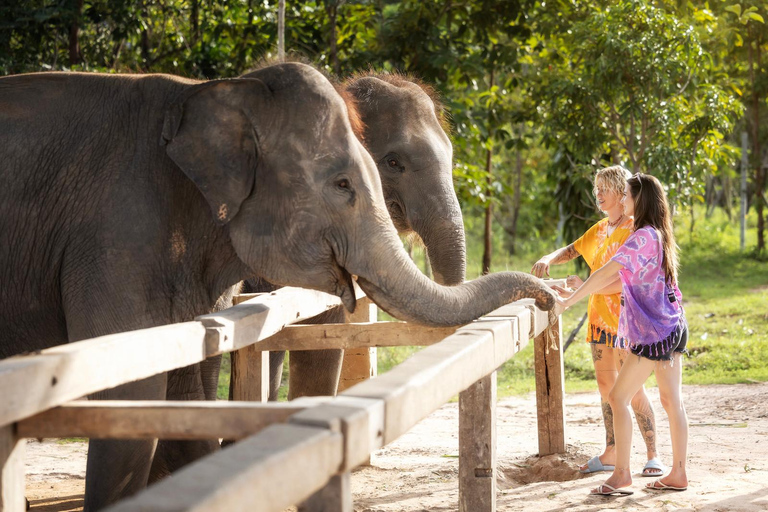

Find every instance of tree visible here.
[532,0,742,241]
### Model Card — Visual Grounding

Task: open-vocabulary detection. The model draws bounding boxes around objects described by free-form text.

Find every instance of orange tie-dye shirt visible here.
[573,217,634,346]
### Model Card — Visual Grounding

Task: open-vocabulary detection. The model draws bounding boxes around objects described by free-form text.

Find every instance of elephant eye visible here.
[336,178,350,189]
[383,153,404,173]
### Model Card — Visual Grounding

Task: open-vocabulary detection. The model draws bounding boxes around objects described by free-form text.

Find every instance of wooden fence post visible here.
[459,372,497,512]
[296,472,352,512]
[0,424,25,512]
[231,295,269,402]
[337,297,377,393]
[533,314,565,455]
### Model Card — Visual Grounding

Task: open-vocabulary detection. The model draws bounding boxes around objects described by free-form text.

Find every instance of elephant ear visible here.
[162,78,270,224]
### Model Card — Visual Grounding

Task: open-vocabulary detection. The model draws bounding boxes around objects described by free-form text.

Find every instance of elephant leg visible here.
[287,306,347,400]
[268,351,286,401]
[148,361,220,485]
[84,373,167,512]
[288,349,344,399]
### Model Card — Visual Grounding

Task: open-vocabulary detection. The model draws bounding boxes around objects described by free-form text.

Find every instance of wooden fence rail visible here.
[1,280,565,512]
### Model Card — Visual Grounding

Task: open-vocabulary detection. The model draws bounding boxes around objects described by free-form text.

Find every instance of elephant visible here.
[0,62,555,510]
[246,71,467,403]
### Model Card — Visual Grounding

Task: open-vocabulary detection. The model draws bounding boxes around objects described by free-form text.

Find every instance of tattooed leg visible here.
[602,399,616,449]
[586,343,619,469]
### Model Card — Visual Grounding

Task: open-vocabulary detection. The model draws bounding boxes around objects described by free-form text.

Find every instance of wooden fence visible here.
[0,280,565,512]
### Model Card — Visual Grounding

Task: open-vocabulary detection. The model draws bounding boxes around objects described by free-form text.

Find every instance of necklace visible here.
[606,214,625,228]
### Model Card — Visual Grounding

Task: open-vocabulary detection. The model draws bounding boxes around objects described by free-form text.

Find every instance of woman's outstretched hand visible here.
[566,274,583,289]
[552,285,573,298]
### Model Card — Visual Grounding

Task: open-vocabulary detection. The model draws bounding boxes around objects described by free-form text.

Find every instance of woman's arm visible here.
[562,260,624,307]
[531,243,579,277]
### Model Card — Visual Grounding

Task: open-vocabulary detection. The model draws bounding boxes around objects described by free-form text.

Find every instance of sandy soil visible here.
[24,382,768,511]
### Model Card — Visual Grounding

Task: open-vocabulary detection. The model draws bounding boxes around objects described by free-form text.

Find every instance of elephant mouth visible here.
[329,242,357,313]
[386,200,410,233]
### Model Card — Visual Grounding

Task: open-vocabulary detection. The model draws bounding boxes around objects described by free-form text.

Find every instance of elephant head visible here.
[163,62,554,326]
[344,74,466,286]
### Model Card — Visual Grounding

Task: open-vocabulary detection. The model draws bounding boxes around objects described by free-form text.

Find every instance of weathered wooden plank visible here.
[259,322,458,351]
[288,396,385,471]
[338,297,378,393]
[201,287,349,356]
[534,315,566,455]
[0,322,207,426]
[231,344,269,402]
[342,320,515,445]
[297,472,352,512]
[16,401,306,440]
[106,424,343,512]
[459,372,496,512]
[0,425,25,512]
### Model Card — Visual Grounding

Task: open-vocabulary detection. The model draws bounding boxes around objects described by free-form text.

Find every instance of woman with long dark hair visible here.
[555,173,689,496]
[532,166,663,477]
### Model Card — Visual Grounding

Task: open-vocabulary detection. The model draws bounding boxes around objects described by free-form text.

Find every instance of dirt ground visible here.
[24,382,768,512]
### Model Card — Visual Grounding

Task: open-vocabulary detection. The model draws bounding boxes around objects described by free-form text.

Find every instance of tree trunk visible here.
[749,27,764,253]
[140,1,150,69]
[278,0,285,61]
[191,0,200,45]
[508,126,523,255]
[755,33,765,253]
[68,0,84,65]
[482,69,495,275]
[327,2,340,75]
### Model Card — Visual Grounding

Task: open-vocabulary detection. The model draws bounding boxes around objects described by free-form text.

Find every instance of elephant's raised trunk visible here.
[410,194,466,287]
[350,230,555,327]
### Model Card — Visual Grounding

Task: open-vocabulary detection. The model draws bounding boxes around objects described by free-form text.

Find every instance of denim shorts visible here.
[629,322,689,362]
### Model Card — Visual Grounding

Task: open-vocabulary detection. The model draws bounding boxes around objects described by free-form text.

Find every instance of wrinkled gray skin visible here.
[0,63,554,510]
[258,73,468,402]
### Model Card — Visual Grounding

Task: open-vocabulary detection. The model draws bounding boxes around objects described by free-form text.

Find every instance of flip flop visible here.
[641,457,667,477]
[590,483,634,496]
[579,455,615,474]
[645,479,687,492]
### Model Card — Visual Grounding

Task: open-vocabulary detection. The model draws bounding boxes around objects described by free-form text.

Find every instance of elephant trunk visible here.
[409,190,466,286]
[351,230,555,327]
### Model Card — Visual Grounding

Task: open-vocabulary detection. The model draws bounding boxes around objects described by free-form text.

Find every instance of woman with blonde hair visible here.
[555,172,689,495]
[532,166,664,477]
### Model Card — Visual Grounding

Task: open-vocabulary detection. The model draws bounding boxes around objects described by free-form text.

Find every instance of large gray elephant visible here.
[254,71,467,402]
[0,62,554,510]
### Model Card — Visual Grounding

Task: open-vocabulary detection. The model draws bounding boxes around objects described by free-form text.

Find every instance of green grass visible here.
[218,207,768,400]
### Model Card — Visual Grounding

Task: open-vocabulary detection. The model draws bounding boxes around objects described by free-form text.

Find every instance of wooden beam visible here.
[0,424,25,512]
[200,287,349,356]
[288,396,385,471]
[459,372,496,512]
[297,472,352,512]
[16,401,306,440]
[534,314,566,455]
[261,322,458,351]
[342,319,517,445]
[106,424,343,512]
[338,297,378,393]
[0,322,207,426]
[231,344,269,402]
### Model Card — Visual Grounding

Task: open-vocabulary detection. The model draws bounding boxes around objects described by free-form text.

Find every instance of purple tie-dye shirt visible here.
[611,226,684,354]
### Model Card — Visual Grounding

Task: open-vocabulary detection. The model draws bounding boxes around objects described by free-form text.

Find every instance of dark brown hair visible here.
[627,173,679,284]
